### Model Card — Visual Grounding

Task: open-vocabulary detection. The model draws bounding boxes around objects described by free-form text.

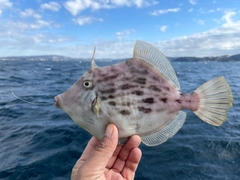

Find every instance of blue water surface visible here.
[0,60,239,180]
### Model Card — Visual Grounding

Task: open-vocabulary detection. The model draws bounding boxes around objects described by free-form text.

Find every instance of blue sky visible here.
[0,0,240,58]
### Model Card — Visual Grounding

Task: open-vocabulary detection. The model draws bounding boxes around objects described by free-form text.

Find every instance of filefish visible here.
[54,40,233,146]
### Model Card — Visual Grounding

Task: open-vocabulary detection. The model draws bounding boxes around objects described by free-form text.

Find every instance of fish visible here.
[54,40,234,146]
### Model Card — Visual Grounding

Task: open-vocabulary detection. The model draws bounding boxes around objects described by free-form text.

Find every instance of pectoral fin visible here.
[91,95,100,116]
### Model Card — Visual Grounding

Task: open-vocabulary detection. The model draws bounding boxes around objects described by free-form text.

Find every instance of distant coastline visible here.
[0,54,240,62]
[169,54,240,62]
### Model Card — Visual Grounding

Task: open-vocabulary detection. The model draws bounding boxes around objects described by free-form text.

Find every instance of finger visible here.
[112,135,141,173]
[121,148,142,179]
[106,145,123,169]
[81,124,118,171]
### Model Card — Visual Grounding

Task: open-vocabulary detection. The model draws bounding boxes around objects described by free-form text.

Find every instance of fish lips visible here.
[54,95,62,109]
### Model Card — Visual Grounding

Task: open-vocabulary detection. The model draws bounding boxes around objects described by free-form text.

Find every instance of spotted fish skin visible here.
[93,58,199,137]
[54,40,233,146]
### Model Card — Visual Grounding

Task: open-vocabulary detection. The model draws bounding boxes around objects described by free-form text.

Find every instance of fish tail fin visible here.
[193,76,233,126]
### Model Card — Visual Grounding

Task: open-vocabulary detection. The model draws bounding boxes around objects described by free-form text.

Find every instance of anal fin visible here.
[141,111,186,146]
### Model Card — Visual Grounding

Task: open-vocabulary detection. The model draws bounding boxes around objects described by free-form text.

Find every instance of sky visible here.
[0,0,240,59]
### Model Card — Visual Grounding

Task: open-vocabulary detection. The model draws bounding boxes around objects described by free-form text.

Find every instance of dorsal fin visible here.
[133,40,180,90]
[91,46,98,70]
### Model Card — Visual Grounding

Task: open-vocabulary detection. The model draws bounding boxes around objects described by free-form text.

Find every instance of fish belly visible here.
[100,94,181,138]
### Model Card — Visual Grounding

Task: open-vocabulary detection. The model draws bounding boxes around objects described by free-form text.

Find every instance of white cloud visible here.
[116,29,135,39]
[30,20,51,29]
[41,2,61,12]
[73,16,103,25]
[160,25,168,32]
[199,8,222,14]
[194,19,205,25]
[155,11,240,57]
[221,11,237,27]
[64,0,157,16]
[0,20,51,33]
[150,8,180,16]
[20,9,42,19]
[189,0,197,5]
[0,0,12,15]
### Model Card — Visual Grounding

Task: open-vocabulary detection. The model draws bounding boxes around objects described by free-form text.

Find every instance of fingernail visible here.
[105,124,113,137]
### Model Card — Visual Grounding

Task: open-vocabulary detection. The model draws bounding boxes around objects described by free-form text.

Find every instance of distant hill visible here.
[0,55,79,61]
[172,54,240,62]
[0,54,240,62]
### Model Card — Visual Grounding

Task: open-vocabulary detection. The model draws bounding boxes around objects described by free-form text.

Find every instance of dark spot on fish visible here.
[100,88,115,94]
[132,90,144,96]
[120,110,131,115]
[164,87,170,91]
[101,96,108,101]
[121,84,137,90]
[141,86,144,88]
[108,101,116,106]
[125,59,132,66]
[161,98,168,103]
[108,95,115,99]
[142,98,154,104]
[107,82,115,86]
[106,74,118,81]
[176,99,182,103]
[135,78,146,85]
[149,85,162,92]
[151,76,158,81]
[97,74,118,83]
[124,77,132,81]
[96,79,102,83]
[138,107,152,113]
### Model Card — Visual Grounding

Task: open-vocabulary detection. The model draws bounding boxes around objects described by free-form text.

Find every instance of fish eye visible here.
[83,80,93,88]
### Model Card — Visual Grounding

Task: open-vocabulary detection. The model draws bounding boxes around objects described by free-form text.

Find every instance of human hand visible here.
[71,124,142,180]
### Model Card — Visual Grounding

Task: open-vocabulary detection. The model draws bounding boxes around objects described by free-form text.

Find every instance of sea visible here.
[0,59,239,180]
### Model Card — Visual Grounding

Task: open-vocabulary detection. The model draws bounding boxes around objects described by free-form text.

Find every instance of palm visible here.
[71,135,142,180]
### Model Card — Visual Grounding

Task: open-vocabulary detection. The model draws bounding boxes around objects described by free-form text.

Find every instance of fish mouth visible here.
[54,95,62,109]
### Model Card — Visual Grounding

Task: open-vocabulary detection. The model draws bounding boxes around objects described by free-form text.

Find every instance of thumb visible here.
[83,124,118,170]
